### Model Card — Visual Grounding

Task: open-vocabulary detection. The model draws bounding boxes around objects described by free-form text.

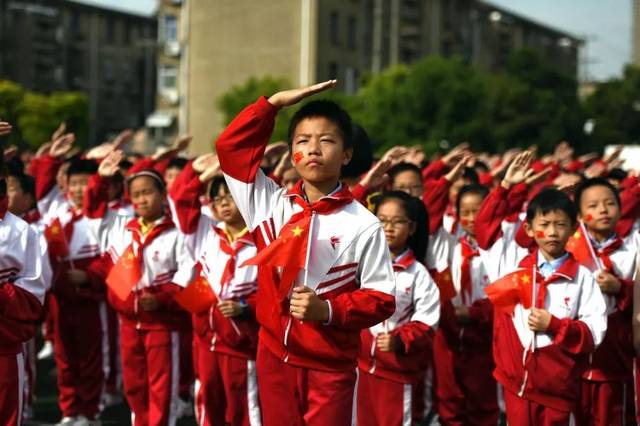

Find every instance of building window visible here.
[158,64,177,93]
[329,62,339,80]
[330,11,339,46]
[347,16,357,49]
[105,17,116,43]
[161,14,178,43]
[345,67,358,94]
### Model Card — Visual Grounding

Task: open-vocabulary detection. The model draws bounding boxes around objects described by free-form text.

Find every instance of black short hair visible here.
[574,177,621,209]
[167,157,189,170]
[66,158,98,178]
[462,166,479,184]
[287,100,353,151]
[208,176,230,200]
[341,123,372,179]
[374,190,429,261]
[456,184,489,217]
[526,188,577,225]
[388,163,423,185]
[473,160,489,174]
[607,168,627,182]
[6,157,24,176]
[9,173,35,198]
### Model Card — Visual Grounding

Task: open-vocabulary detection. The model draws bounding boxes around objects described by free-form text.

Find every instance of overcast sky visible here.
[79,0,632,81]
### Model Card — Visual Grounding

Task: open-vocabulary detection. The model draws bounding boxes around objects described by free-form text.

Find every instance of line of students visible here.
[2,80,640,426]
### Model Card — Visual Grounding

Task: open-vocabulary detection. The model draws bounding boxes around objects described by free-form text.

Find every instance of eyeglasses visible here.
[212,194,234,205]
[378,217,412,228]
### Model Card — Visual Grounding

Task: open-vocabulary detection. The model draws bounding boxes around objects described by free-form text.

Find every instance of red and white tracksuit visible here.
[433,236,499,426]
[578,234,637,426]
[356,249,440,426]
[0,208,48,426]
[86,176,195,426]
[476,185,608,424]
[170,163,261,425]
[216,96,396,426]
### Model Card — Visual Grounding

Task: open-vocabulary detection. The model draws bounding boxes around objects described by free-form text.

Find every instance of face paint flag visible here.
[174,275,217,314]
[536,230,546,239]
[293,151,304,164]
[106,245,142,301]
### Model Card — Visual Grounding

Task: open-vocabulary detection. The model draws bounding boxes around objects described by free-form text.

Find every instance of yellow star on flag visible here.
[291,226,303,237]
[521,275,530,284]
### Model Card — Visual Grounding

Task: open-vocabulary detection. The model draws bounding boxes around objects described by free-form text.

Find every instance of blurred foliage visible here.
[0,80,89,150]
[217,49,638,156]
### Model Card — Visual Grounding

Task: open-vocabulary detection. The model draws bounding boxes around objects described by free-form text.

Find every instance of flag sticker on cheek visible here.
[460,219,469,226]
[293,151,304,164]
[536,231,546,239]
[584,214,593,222]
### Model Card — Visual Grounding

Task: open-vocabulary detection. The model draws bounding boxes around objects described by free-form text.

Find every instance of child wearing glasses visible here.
[356,191,440,425]
[169,160,261,426]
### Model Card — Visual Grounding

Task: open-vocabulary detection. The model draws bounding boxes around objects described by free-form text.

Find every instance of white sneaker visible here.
[37,341,54,360]
[102,392,123,407]
[55,417,77,426]
[74,415,90,426]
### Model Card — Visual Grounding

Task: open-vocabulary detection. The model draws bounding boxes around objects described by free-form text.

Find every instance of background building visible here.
[155,0,581,154]
[0,0,156,146]
[634,0,640,66]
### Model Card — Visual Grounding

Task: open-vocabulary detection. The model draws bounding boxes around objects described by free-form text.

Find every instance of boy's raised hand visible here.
[501,151,534,189]
[0,120,12,136]
[290,285,329,322]
[50,133,76,159]
[359,158,392,189]
[268,80,337,108]
[98,150,124,178]
[444,154,470,182]
[442,143,470,167]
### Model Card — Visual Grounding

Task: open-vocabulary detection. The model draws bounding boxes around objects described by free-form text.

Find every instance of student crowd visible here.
[0,80,639,426]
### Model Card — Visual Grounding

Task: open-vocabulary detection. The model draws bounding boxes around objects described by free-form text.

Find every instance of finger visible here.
[293,285,313,294]
[306,80,337,96]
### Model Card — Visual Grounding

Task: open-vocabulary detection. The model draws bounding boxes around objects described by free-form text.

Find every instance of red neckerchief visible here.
[393,249,416,272]
[593,235,623,275]
[214,226,253,290]
[64,207,84,245]
[518,249,579,308]
[125,214,175,259]
[459,237,479,304]
[244,181,354,301]
[21,208,41,224]
[0,197,8,220]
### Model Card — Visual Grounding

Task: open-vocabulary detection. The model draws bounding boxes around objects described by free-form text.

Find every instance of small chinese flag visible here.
[44,218,69,258]
[241,213,311,299]
[174,275,217,314]
[566,222,599,272]
[484,269,534,314]
[431,268,457,301]
[106,245,142,301]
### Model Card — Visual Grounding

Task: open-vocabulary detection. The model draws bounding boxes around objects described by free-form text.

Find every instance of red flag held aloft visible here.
[566,222,599,272]
[44,218,69,258]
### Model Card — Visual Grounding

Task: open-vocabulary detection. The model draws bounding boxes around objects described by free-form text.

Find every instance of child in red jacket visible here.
[356,191,440,426]
[170,159,261,425]
[215,81,396,426]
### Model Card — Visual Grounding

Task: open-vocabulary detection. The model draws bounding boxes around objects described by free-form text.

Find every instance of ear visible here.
[524,221,535,238]
[342,147,353,166]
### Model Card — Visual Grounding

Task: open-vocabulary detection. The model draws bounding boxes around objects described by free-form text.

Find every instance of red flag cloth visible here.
[106,245,142,301]
[459,238,479,304]
[566,222,599,272]
[241,182,353,300]
[484,269,535,314]
[44,218,70,258]
[174,275,217,315]
[431,268,457,302]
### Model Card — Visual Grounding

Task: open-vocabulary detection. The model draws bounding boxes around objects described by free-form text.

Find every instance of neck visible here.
[587,227,615,243]
[390,246,407,260]
[303,179,339,204]
[224,220,246,237]
[539,248,566,263]
[142,212,163,224]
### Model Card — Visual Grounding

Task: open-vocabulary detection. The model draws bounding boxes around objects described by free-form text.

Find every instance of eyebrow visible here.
[296,132,336,137]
